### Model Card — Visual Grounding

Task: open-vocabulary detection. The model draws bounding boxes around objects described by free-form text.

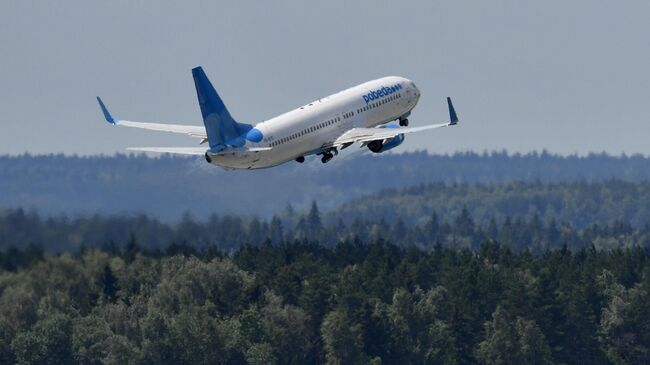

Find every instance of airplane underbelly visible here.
[212,151,262,169]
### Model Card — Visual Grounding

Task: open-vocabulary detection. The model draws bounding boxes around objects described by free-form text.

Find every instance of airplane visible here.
[96,67,459,169]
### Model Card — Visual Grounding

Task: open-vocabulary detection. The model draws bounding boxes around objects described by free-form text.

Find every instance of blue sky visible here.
[1,1,649,155]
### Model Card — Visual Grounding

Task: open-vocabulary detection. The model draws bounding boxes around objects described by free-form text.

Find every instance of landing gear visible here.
[295,156,305,163]
[321,152,333,164]
[318,147,337,164]
[399,118,409,127]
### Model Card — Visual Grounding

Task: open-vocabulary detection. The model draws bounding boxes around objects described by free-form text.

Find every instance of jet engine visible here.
[367,124,405,153]
[367,134,405,153]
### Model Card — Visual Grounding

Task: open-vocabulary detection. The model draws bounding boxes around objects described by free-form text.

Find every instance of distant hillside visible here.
[334,180,650,229]
[1,151,650,220]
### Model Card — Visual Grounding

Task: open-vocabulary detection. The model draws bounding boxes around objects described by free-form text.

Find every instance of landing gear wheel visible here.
[295,156,305,163]
[399,118,409,127]
[321,152,333,164]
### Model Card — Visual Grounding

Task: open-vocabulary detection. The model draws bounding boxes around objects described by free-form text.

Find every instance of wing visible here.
[97,97,207,139]
[326,122,452,150]
[326,97,460,150]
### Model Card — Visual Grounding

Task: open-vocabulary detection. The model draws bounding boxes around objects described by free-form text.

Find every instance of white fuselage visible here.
[209,76,420,169]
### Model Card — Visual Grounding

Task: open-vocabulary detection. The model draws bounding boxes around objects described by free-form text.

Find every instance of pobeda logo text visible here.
[362,84,402,104]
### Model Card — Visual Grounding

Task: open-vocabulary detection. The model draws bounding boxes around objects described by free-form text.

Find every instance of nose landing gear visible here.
[399,118,409,127]
[295,156,305,163]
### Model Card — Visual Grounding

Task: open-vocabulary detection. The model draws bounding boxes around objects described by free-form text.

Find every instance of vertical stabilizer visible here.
[192,67,249,149]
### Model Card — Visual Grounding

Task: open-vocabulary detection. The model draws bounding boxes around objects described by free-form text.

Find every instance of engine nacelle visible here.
[367,133,405,153]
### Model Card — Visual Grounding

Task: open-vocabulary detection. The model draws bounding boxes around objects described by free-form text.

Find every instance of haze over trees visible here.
[2,151,650,220]
[3,175,650,253]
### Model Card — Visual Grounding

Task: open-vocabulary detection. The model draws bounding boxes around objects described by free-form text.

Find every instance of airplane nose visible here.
[407,81,420,99]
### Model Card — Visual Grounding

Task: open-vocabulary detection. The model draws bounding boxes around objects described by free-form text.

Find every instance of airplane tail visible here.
[192,67,252,150]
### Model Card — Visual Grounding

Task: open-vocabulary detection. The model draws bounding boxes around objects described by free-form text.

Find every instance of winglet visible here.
[447,97,458,125]
[96,96,116,125]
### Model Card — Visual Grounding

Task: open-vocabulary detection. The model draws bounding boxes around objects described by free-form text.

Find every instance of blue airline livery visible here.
[362,84,402,104]
[96,67,459,169]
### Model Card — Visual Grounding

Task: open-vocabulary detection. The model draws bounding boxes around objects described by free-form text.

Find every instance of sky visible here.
[1,0,649,156]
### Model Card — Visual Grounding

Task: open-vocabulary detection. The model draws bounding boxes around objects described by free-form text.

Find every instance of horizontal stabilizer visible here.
[127,147,207,155]
[127,146,272,156]
[95,97,206,138]
[117,120,206,137]
[210,146,272,154]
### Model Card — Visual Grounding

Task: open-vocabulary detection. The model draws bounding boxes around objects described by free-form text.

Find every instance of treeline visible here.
[338,180,650,229]
[2,151,650,220]
[2,203,650,253]
[0,241,648,364]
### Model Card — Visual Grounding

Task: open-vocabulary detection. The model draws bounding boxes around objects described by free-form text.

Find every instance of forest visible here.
[2,151,650,220]
[0,239,648,364]
[2,153,650,363]
[3,177,650,254]
[1,201,650,364]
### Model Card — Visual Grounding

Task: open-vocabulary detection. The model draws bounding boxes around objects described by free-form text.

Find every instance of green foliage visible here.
[1,239,649,363]
[598,269,650,364]
[11,314,74,365]
[245,343,276,365]
[321,309,368,364]
[475,306,552,365]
